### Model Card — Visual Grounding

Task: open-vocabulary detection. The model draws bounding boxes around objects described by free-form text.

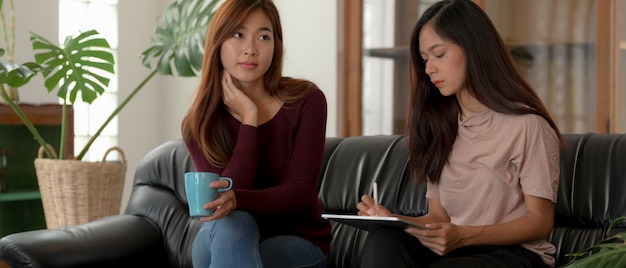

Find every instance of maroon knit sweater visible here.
[184,87,331,254]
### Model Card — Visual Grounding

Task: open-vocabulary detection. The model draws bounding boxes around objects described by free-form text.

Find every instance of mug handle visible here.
[218,177,232,192]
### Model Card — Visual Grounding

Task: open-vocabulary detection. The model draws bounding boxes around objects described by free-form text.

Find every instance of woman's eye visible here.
[435,53,444,58]
[233,32,243,38]
[259,35,271,41]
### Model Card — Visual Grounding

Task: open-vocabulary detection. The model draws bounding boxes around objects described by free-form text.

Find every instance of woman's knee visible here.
[218,211,259,238]
[193,211,264,267]
[221,210,257,228]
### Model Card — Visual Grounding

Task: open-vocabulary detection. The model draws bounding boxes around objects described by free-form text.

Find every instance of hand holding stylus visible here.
[357,182,391,217]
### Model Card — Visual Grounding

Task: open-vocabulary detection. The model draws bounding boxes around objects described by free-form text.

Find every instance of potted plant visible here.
[0,0,221,229]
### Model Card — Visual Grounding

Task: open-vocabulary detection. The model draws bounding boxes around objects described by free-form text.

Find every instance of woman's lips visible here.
[240,62,257,70]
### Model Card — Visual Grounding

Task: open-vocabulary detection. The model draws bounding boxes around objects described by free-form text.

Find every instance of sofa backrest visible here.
[318,133,626,267]
[550,133,626,265]
[126,133,626,268]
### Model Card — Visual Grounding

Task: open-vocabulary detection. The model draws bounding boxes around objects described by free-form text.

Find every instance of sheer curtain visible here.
[492,0,596,133]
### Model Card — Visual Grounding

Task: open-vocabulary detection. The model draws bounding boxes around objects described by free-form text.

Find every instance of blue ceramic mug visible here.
[184,172,232,217]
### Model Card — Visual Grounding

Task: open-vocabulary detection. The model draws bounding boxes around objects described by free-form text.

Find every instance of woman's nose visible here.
[425,61,434,76]
[244,49,257,56]
[424,61,433,75]
[243,40,257,56]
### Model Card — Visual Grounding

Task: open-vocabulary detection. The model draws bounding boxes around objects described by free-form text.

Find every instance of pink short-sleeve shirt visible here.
[426,109,560,267]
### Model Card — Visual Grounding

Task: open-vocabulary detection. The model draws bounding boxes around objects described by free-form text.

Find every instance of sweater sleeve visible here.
[221,125,259,189]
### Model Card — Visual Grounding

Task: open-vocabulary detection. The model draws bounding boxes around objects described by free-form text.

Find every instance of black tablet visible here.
[321,214,427,231]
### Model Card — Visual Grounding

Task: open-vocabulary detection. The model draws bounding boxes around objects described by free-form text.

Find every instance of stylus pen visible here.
[373,182,379,216]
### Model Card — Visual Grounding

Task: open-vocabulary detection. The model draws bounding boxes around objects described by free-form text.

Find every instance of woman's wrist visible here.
[241,112,258,126]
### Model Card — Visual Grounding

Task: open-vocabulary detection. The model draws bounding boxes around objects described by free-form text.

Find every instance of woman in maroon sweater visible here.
[180,0,331,267]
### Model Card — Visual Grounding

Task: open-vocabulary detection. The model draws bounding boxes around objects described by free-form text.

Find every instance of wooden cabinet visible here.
[0,103,73,236]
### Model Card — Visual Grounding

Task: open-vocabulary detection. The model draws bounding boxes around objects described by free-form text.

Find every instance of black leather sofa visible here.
[1,133,625,267]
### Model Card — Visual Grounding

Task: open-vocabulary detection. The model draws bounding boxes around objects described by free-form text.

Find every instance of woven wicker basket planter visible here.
[34,146,126,229]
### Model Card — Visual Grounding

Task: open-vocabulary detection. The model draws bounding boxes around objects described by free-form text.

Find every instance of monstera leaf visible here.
[141,0,220,77]
[563,217,626,268]
[30,30,115,105]
[0,60,45,88]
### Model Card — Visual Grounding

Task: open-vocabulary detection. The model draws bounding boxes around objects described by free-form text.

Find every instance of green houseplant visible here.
[561,217,626,267]
[0,0,220,161]
[0,0,220,229]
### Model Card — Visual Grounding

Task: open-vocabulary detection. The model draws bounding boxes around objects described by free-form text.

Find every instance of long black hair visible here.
[407,0,565,184]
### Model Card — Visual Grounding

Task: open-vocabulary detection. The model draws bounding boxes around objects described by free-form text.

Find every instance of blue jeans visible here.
[192,210,328,268]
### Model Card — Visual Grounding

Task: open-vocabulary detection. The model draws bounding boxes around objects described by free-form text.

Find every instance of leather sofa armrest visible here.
[0,215,166,268]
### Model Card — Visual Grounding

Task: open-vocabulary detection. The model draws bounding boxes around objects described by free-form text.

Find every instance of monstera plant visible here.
[0,0,220,160]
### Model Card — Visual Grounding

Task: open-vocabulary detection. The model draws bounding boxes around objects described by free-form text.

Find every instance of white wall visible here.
[116,0,173,211]
[9,0,59,104]
[11,0,337,211]
[273,0,338,137]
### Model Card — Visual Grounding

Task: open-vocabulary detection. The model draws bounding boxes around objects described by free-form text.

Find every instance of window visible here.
[362,0,394,135]
[59,0,119,161]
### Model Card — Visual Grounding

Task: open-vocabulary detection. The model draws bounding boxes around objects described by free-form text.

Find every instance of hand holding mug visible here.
[184,172,233,218]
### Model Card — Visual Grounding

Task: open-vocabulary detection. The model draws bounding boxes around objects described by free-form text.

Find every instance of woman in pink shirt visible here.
[357,0,566,267]
[180,0,331,267]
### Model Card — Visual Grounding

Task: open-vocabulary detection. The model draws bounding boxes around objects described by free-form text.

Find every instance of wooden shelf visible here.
[366,46,409,60]
[0,103,70,125]
[366,42,591,61]
[0,103,71,236]
[0,103,74,159]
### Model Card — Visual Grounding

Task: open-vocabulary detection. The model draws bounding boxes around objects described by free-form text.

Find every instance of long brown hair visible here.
[181,0,313,167]
[407,0,566,184]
